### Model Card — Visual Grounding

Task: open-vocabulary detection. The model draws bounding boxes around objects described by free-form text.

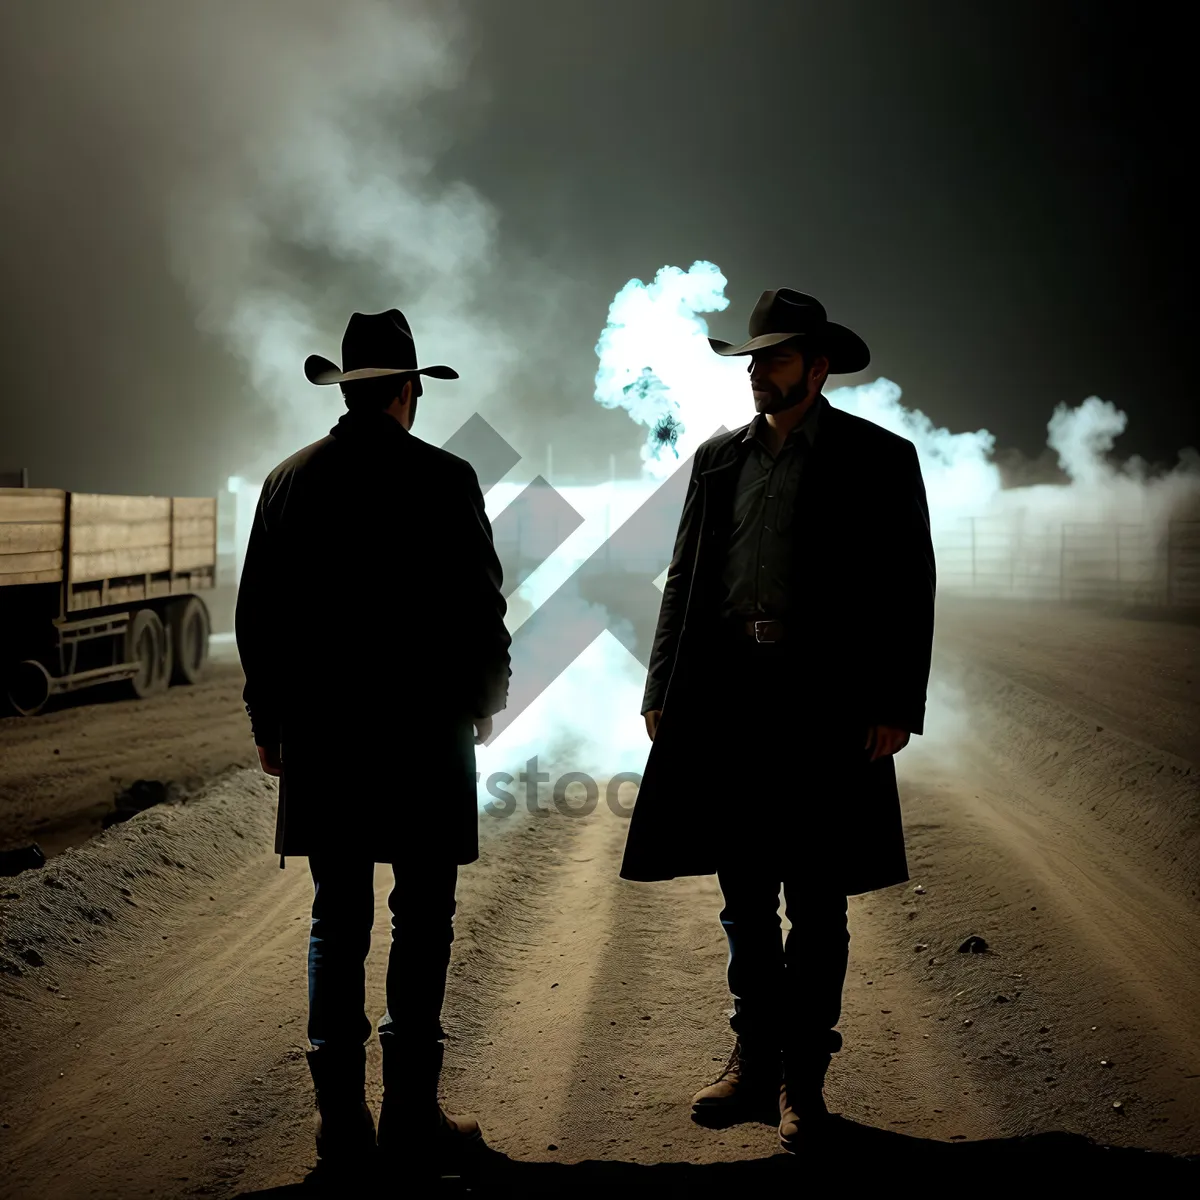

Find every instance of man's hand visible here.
[256,744,283,776]
[864,724,910,761]
[644,709,663,741]
[473,716,493,745]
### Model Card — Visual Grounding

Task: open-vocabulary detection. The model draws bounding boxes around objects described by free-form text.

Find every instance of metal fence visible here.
[935,517,1200,607]
[489,500,1200,611]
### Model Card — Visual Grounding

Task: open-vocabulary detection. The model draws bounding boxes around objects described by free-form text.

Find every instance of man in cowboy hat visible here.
[235,309,511,1178]
[620,288,936,1153]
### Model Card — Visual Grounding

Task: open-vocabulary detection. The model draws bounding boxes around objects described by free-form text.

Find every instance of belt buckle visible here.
[753,619,779,643]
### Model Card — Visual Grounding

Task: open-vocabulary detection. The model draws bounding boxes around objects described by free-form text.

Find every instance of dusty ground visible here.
[0,656,256,857]
[0,598,1197,1197]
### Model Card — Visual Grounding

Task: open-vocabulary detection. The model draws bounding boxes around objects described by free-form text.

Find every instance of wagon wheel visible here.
[167,597,210,686]
[124,608,170,699]
[5,659,52,716]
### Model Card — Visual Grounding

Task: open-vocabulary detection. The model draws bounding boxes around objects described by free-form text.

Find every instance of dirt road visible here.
[0,599,1197,1196]
[0,659,256,857]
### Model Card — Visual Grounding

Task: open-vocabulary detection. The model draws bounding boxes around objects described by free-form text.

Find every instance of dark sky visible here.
[0,1,1193,495]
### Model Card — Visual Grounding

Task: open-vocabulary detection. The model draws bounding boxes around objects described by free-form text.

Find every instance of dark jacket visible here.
[235,407,511,865]
[619,394,936,892]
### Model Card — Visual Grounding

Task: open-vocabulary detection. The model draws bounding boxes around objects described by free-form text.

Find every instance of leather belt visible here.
[731,616,788,643]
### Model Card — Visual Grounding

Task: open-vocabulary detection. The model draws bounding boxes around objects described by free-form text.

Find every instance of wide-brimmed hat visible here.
[304,309,459,385]
[708,287,870,373]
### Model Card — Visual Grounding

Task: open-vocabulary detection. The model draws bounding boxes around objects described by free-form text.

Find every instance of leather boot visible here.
[305,1043,377,1171]
[691,1037,782,1125]
[778,1047,832,1154]
[377,1036,484,1174]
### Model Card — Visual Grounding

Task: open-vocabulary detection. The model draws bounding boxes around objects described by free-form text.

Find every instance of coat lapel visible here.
[790,395,837,525]
[698,429,748,556]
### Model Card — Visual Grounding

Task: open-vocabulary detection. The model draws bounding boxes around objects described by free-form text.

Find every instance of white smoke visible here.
[160,0,516,479]
[571,259,1200,777]
[594,260,1200,540]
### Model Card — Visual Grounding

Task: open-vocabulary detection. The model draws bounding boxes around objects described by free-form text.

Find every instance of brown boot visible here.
[377,1037,484,1174]
[691,1038,782,1125]
[304,1044,377,1172]
[778,1049,833,1154]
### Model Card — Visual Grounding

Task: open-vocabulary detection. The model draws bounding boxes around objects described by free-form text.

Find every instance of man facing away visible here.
[620,288,936,1153]
[235,309,511,1178]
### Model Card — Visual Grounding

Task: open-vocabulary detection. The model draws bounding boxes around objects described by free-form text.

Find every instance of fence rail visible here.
[935,517,1200,606]
[479,499,1200,611]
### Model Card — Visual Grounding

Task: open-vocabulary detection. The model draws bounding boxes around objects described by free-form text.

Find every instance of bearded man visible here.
[620,287,936,1154]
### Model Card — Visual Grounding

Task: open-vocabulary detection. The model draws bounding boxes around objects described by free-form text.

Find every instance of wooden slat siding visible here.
[0,522,64,554]
[0,488,67,524]
[171,498,216,575]
[0,488,66,587]
[71,518,173,554]
[70,547,172,582]
[0,568,63,587]
[173,545,218,571]
[0,550,63,576]
[104,581,151,606]
[69,493,171,585]
[170,571,215,595]
[172,497,216,520]
[70,494,171,524]
[53,493,218,608]
[172,516,216,543]
[70,585,101,609]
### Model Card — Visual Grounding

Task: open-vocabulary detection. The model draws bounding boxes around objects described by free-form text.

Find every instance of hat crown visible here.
[748,288,828,338]
[341,310,417,373]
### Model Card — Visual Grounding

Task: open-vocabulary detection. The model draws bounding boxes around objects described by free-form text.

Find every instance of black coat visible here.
[619,395,936,893]
[235,407,511,864]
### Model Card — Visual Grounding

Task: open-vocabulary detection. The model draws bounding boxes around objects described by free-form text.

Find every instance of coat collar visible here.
[705,392,834,476]
[740,391,823,450]
[329,407,412,441]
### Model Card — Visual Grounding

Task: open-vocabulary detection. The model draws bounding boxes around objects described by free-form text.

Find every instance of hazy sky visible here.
[0,1,1192,496]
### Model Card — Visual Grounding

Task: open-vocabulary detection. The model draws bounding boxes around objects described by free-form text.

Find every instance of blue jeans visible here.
[717,864,849,1059]
[307,855,459,1050]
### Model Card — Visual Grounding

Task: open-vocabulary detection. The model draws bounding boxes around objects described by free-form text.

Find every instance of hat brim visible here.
[304,354,459,385]
[708,323,870,374]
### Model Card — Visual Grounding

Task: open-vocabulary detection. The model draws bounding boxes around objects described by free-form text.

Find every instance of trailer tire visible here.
[124,608,169,699]
[168,597,210,686]
[6,660,52,716]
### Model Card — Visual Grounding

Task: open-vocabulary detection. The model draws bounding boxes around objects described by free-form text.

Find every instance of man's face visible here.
[747,342,822,413]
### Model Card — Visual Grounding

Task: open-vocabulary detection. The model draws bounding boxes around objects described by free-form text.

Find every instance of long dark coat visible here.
[234,407,511,865]
[619,394,936,894]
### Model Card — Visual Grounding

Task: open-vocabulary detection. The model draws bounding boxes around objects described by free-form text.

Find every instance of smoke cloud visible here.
[595,262,1200,537]
[164,0,523,481]
[0,0,570,494]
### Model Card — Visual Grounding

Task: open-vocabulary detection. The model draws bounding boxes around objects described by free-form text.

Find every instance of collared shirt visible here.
[718,394,823,620]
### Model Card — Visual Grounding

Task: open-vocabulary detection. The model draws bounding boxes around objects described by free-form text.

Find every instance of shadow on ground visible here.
[236,1116,1199,1195]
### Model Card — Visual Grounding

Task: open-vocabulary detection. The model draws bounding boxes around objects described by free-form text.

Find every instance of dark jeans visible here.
[718,864,849,1060]
[709,626,854,1062]
[307,855,459,1051]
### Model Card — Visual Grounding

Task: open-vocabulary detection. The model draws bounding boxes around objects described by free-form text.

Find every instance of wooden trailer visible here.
[0,487,216,714]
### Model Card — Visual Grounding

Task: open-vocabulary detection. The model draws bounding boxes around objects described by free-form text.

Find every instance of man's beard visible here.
[754,377,812,414]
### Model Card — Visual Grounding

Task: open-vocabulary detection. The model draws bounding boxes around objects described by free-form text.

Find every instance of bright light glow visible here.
[227,262,1198,810]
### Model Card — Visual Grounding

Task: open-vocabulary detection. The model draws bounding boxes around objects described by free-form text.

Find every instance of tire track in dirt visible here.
[1,786,595,1198]
[470,796,999,1167]
[0,663,256,856]
[3,603,1198,1196]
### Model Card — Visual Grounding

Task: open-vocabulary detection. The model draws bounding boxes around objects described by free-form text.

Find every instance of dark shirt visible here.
[719,394,823,619]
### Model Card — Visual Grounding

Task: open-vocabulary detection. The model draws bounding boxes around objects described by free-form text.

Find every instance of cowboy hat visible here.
[708,287,870,374]
[303,309,459,385]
